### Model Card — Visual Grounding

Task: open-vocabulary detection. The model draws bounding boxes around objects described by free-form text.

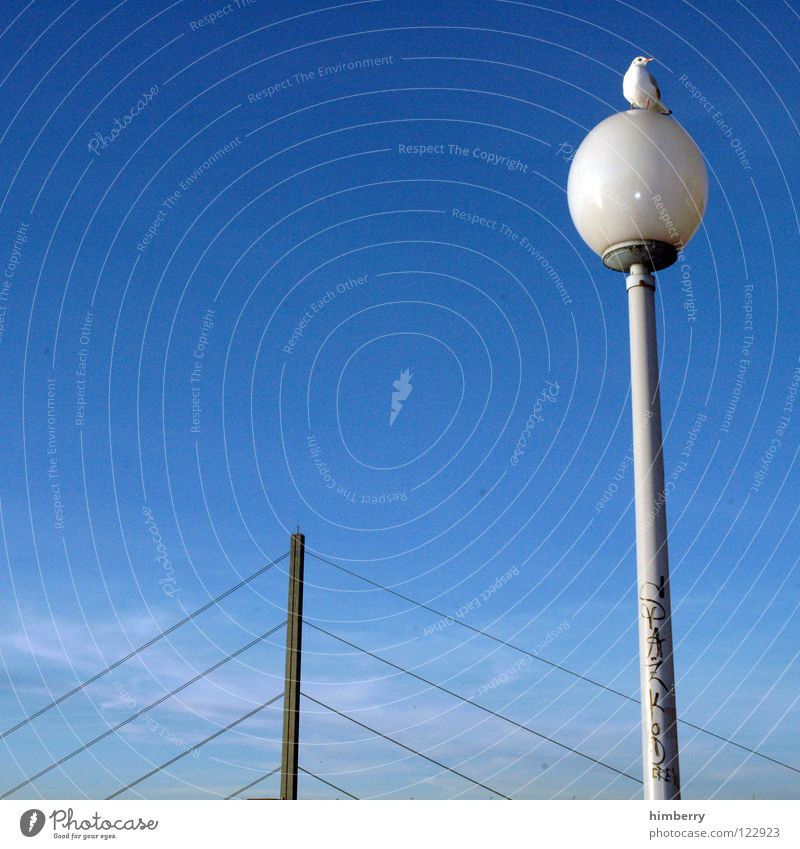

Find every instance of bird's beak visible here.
[645,57,654,63]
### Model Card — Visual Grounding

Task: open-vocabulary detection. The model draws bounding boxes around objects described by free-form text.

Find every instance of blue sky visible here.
[0,0,798,800]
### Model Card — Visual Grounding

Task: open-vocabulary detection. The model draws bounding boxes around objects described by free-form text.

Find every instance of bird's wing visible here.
[646,70,661,101]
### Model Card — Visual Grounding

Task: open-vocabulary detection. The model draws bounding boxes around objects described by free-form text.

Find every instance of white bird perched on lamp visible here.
[623,56,671,114]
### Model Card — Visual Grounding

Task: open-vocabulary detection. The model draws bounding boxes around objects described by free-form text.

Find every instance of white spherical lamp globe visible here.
[567,110,708,271]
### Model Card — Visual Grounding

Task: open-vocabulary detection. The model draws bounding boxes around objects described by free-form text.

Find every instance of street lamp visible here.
[567,108,708,800]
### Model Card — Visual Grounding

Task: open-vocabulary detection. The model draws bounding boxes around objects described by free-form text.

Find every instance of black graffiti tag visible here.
[639,578,675,786]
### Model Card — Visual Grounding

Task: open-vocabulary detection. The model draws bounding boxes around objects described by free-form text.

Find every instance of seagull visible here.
[623,56,671,114]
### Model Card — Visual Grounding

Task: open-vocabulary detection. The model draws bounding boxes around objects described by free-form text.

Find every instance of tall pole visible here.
[280,531,305,800]
[627,263,681,800]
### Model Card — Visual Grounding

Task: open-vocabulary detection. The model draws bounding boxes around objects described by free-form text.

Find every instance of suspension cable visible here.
[107,693,283,799]
[307,621,640,783]
[0,552,289,742]
[1,622,285,798]
[308,551,800,775]
[225,766,281,800]
[299,765,358,799]
[302,691,510,799]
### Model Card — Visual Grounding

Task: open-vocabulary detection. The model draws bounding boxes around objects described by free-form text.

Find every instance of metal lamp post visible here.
[567,109,708,799]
